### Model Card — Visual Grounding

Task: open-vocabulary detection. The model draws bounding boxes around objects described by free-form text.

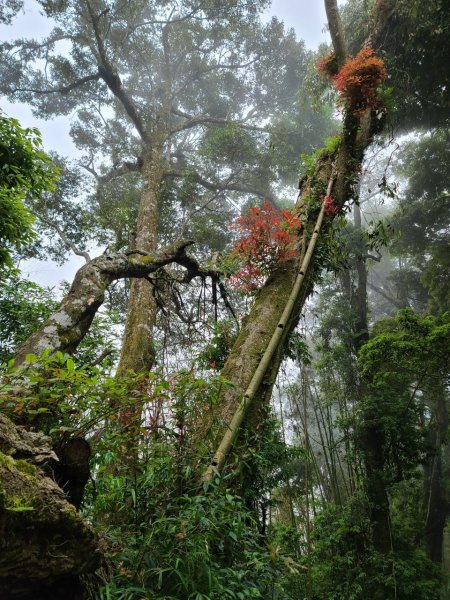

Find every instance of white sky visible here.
[0,0,333,289]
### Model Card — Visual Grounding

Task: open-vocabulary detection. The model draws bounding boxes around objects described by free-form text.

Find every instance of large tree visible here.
[6,0,390,476]
[0,0,330,389]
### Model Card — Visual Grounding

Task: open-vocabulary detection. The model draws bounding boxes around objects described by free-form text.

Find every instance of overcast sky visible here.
[0,0,331,288]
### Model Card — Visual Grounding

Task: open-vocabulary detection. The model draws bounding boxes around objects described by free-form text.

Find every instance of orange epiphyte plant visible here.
[317,52,339,77]
[331,46,387,114]
[229,201,302,293]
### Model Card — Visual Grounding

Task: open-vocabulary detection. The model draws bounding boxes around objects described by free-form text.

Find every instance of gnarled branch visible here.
[39,215,91,263]
[169,108,270,136]
[164,167,277,205]
[13,240,226,365]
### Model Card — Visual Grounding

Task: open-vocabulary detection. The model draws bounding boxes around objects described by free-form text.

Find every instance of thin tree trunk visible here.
[352,203,391,553]
[424,385,449,563]
[359,420,391,553]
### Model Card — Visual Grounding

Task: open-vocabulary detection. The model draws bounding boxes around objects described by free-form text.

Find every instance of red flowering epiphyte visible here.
[322,195,339,216]
[229,201,302,293]
[228,262,266,294]
[317,52,339,77]
[331,47,387,114]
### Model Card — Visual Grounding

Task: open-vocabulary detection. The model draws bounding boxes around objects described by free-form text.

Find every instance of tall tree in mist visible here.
[0,0,331,386]
[5,0,390,478]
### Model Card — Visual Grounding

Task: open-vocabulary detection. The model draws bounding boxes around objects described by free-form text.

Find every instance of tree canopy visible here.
[0,113,58,266]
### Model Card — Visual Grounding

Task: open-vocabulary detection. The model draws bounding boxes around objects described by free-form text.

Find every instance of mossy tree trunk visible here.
[204,106,378,479]
[116,143,165,379]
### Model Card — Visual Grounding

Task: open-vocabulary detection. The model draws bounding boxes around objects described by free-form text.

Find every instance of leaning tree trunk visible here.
[203,107,378,481]
[202,0,392,492]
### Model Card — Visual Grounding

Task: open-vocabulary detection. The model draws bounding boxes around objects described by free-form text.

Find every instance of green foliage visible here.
[308,492,442,600]
[283,330,311,364]
[304,284,447,598]
[96,485,285,600]
[0,345,129,443]
[342,0,450,129]
[0,351,297,599]
[238,412,303,511]
[23,155,93,264]
[312,217,354,276]
[0,271,120,365]
[197,321,238,371]
[0,269,58,362]
[0,1,336,269]
[359,310,450,483]
[299,134,341,179]
[0,0,23,25]
[0,113,59,266]
[362,309,450,383]
[364,218,396,252]
[390,131,450,313]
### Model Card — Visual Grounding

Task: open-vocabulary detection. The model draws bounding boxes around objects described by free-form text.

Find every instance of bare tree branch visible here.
[39,215,91,263]
[368,282,407,309]
[11,72,101,95]
[169,108,270,136]
[187,54,260,79]
[85,1,149,142]
[164,167,276,204]
[94,159,143,183]
[324,0,347,67]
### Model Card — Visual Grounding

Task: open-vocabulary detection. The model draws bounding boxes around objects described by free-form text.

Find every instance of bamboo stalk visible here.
[203,175,335,481]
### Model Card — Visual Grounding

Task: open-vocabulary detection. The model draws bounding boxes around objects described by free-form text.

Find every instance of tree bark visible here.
[423,384,449,563]
[0,413,102,599]
[351,204,391,553]
[116,145,164,378]
[13,240,194,367]
[203,174,335,480]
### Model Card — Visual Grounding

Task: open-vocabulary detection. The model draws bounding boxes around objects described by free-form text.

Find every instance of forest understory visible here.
[0,0,449,598]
